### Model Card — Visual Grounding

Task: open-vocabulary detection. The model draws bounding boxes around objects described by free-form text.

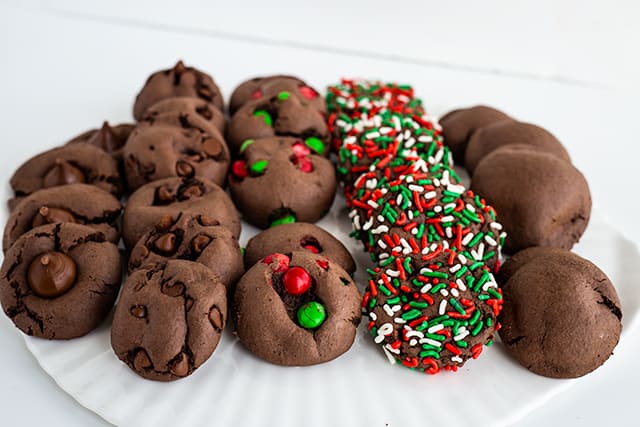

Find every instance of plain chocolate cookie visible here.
[9,143,122,210]
[470,146,591,253]
[128,212,244,288]
[111,260,227,381]
[3,184,122,252]
[229,75,325,116]
[228,137,336,228]
[0,223,122,339]
[244,222,355,274]
[499,249,622,378]
[133,61,224,120]
[234,251,361,366]
[66,121,134,162]
[465,120,571,173]
[141,96,225,135]
[226,92,330,156]
[439,105,511,164]
[124,111,230,191]
[496,246,568,285]
[122,176,240,249]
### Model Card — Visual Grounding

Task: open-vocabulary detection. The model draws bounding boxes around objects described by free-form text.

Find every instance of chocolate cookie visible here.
[496,246,567,284]
[111,260,227,381]
[465,121,570,173]
[229,75,325,116]
[439,106,510,163]
[499,249,622,378]
[3,184,122,252]
[363,250,502,373]
[233,251,361,366]
[227,92,330,156]
[122,176,240,249]
[244,223,355,274]
[124,111,230,191]
[9,143,122,210]
[228,137,336,228]
[66,121,134,162]
[128,213,244,288]
[141,97,225,135]
[133,61,223,120]
[0,223,122,339]
[470,146,591,253]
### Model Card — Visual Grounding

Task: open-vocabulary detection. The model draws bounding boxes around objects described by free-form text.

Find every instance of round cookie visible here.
[9,143,122,210]
[470,146,591,253]
[229,75,325,116]
[465,120,570,173]
[124,111,230,191]
[3,184,122,252]
[499,249,622,378]
[244,223,356,274]
[363,250,502,373]
[226,92,330,156]
[111,260,227,381]
[66,121,134,162]
[0,223,122,339]
[233,251,361,366]
[123,176,240,249]
[128,212,244,288]
[228,137,337,228]
[439,105,511,163]
[141,96,225,134]
[133,61,223,120]
[496,246,568,285]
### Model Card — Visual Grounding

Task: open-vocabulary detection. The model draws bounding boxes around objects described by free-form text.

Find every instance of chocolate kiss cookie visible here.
[228,137,336,228]
[234,251,361,366]
[123,176,240,249]
[66,121,134,162]
[499,249,622,378]
[0,223,122,339]
[124,111,230,190]
[229,75,325,116]
[470,146,591,253]
[141,96,225,135]
[111,260,227,381]
[9,143,122,210]
[128,212,244,288]
[3,184,122,252]
[439,106,511,163]
[363,250,502,374]
[226,92,330,156]
[465,120,570,173]
[133,60,223,120]
[244,223,355,274]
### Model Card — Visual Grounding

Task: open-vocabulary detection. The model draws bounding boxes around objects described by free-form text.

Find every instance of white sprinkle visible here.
[462,233,474,245]
[456,278,467,291]
[424,191,436,199]
[434,205,443,213]
[406,330,425,339]
[419,338,442,347]
[408,184,424,192]
[385,343,401,354]
[393,317,406,324]
[377,240,388,250]
[466,203,476,212]
[366,131,380,139]
[471,249,480,261]
[371,225,389,234]
[409,339,418,346]
[490,222,503,230]
[383,304,394,317]
[369,312,377,321]
[344,136,357,144]
[451,288,460,297]
[386,269,400,278]
[420,284,432,293]
[428,324,444,333]
[378,322,393,336]
[430,243,439,252]
[352,215,360,230]
[454,330,470,341]
[379,126,392,135]
[374,334,385,344]
[450,264,461,273]
[440,289,449,297]
[408,210,414,220]
[418,135,433,143]
[434,149,444,163]
[362,217,374,231]
[367,200,379,209]
[458,253,468,264]
[451,356,463,363]
[348,209,358,218]
[441,215,454,223]
[439,300,448,315]
[485,235,498,246]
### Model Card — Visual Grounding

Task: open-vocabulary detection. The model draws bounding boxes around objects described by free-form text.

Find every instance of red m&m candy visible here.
[283,266,311,295]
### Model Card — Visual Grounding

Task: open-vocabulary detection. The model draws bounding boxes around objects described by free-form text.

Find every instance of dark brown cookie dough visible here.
[3,184,122,252]
[124,111,230,191]
[111,260,227,381]
[470,146,591,253]
[439,105,511,163]
[128,212,244,288]
[244,223,355,274]
[0,223,122,339]
[141,96,225,135]
[226,92,330,156]
[9,143,122,210]
[465,120,571,173]
[133,61,224,120]
[499,249,622,378]
[228,137,336,228]
[229,75,325,116]
[233,251,361,366]
[122,176,240,249]
[66,121,134,162]
[496,246,568,284]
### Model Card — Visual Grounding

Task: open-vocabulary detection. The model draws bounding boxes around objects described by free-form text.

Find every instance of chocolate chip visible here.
[170,352,190,377]
[195,105,213,120]
[191,234,212,255]
[201,137,222,158]
[197,215,219,226]
[185,296,194,312]
[133,349,152,370]
[43,158,86,188]
[209,305,223,332]
[161,281,185,297]
[27,251,77,298]
[155,214,175,230]
[179,183,203,200]
[129,244,150,267]
[197,85,213,100]
[153,232,177,255]
[154,184,176,204]
[31,206,76,228]
[175,160,194,178]
[130,305,147,318]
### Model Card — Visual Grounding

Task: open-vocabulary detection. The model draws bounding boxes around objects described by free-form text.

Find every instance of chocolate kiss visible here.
[88,121,122,152]
[27,251,77,298]
[43,158,86,188]
[31,206,76,228]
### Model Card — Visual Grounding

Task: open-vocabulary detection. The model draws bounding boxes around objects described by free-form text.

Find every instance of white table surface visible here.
[1,1,639,425]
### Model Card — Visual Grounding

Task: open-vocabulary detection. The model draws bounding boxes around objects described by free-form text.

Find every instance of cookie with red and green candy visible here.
[363,249,503,373]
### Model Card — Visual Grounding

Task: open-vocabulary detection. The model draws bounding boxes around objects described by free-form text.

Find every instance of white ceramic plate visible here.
[22,192,640,427]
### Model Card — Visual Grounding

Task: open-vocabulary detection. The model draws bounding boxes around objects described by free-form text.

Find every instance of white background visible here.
[1,0,640,425]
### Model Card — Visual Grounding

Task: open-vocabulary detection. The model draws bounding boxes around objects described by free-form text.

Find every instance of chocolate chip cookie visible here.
[66,121,134,162]
[141,96,225,135]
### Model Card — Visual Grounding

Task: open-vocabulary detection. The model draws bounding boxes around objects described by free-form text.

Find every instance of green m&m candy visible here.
[253,110,273,126]
[304,137,325,154]
[297,301,326,329]
[270,214,296,227]
[239,139,254,153]
[249,159,268,175]
[277,91,290,101]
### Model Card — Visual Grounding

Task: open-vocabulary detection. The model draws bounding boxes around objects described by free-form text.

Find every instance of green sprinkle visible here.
[486,339,493,347]
[249,159,269,175]
[469,310,481,326]
[409,301,429,309]
[277,91,290,101]
[486,318,493,327]
[469,261,485,271]
[422,271,448,279]
[387,297,401,305]
[487,287,502,299]
[401,309,422,320]
[469,232,484,247]
[419,350,441,359]
[379,285,392,296]
[449,298,466,315]
[253,110,273,126]
[239,139,254,153]
[471,321,484,336]
[430,283,447,294]
[425,332,446,342]
[455,340,468,348]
